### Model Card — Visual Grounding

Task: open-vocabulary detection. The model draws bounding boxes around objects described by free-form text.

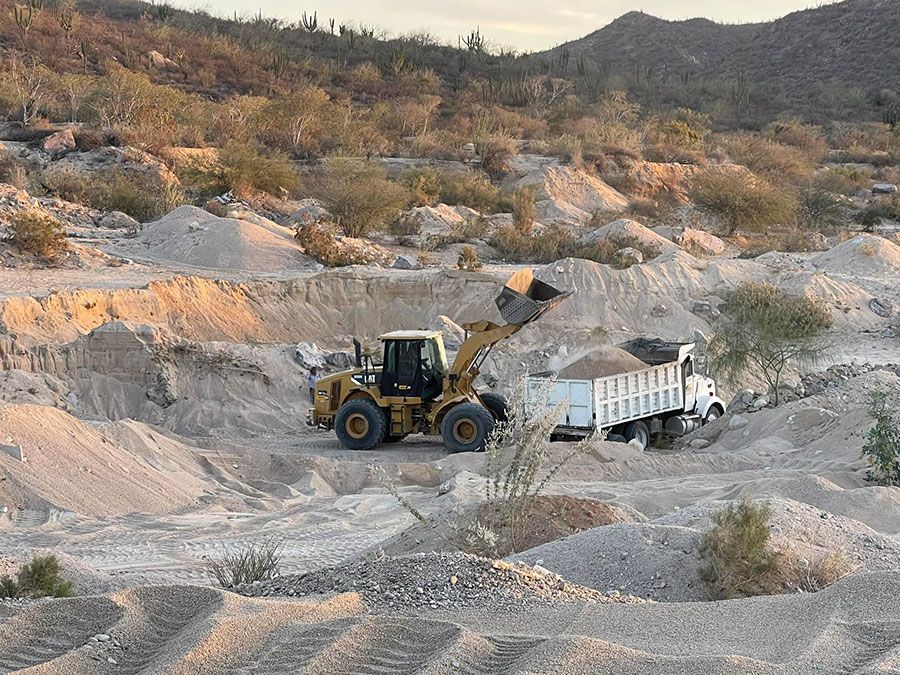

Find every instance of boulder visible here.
[393,254,422,270]
[148,50,179,70]
[287,198,330,226]
[651,225,725,256]
[507,157,629,223]
[429,315,466,352]
[580,218,681,257]
[873,183,898,194]
[615,247,643,265]
[97,211,140,231]
[41,129,76,155]
[43,146,179,190]
[404,204,469,235]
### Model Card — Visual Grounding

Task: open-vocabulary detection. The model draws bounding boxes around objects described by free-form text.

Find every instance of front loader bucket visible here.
[495,269,571,326]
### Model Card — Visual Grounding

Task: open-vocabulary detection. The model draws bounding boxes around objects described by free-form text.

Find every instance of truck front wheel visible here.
[623,420,650,450]
[442,404,495,453]
[335,399,387,450]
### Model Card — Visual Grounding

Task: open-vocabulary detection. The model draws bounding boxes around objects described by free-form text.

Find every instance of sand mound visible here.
[238,552,642,609]
[0,404,208,520]
[553,345,649,378]
[509,158,630,216]
[117,205,314,272]
[814,234,900,275]
[514,496,900,602]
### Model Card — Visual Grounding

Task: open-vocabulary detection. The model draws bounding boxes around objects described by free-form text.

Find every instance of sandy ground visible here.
[1,223,899,673]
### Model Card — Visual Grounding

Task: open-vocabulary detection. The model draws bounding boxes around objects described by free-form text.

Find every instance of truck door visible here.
[682,356,697,412]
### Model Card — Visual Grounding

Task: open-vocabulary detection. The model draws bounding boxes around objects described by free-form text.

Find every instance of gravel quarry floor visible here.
[1,233,899,673]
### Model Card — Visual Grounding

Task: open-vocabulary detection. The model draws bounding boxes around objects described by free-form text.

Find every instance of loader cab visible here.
[378,330,448,401]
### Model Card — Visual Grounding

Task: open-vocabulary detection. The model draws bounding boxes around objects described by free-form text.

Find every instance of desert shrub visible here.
[45,167,182,221]
[422,217,488,250]
[0,555,73,599]
[183,140,298,198]
[711,282,833,404]
[205,538,282,587]
[854,195,900,231]
[861,391,900,486]
[8,209,68,259]
[475,134,516,177]
[456,245,482,271]
[309,158,407,237]
[512,186,536,235]
[765,120,828,163]
[736,229,824,257]
[690,168,798,235]
[73,128,122,151]
[719,133,816,184]
[387,212,422,236]
[700,501,782,599]
[796,186,845,230]
[780,549,855,593]
[404,165,441,207]
[294,223,373,267]
[813,166,873,195]
[436,171,509,213]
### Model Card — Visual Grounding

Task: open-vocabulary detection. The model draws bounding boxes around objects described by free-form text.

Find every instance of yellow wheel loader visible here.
[308,270,570,452]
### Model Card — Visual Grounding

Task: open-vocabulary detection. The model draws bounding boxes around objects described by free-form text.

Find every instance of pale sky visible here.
[183,1,835,51]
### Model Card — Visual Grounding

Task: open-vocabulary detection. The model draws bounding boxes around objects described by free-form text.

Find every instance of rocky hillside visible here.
[544,0,900,113]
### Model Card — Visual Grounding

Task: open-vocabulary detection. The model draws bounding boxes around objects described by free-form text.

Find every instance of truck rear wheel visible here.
[480,392,509,423]
[623,420,650,451]
[442,404,495,453]
[335,399,387,450]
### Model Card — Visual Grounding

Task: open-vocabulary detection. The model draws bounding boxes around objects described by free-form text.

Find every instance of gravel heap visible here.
[236,552,644,611]
[791,363,900,400]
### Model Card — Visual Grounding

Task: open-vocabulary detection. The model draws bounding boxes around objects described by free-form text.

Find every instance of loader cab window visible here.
[380,338,447,399]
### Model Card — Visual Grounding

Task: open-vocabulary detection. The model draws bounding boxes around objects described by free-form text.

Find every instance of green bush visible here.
[309,158,407,237]
[457,245,482,271]
[720,133,816,184]
[512,186,536,235]
[797,186,845,230]
[862,392,900,486]
[205,539,282,588]
[690,168,798,235]
[9,209,68,259]
[45,167,182,222]
[700,501,782,600]
[0,556,73,599]
[437,171,509,213]
[404,166,441,207]
[183,141,298,198]
[294,223,374,266]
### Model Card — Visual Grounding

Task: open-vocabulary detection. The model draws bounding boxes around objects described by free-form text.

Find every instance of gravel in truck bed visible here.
[235,552,646,611]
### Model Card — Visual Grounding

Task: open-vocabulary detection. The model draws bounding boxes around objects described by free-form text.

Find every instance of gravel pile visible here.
[791,363,900,400]
[236,552,644,611]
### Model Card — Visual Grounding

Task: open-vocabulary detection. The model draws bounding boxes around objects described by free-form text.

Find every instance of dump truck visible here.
[308,269,570,452]
[526,338,726,450]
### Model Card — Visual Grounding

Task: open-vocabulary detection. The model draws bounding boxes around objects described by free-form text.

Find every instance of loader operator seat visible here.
[379,338,444,400]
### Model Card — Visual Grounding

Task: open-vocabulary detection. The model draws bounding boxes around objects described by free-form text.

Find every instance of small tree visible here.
[512,186,536,236]
[9,209,68,259]
[700,501,782,599]
[862,392,900,486]
[310,158,407,237]
[205,538,282,588]
[711,282,834,404]
[0,555,73,599]
[690,168,798,235]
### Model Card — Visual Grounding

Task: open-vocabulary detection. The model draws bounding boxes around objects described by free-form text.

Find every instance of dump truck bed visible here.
[528,359,685,430]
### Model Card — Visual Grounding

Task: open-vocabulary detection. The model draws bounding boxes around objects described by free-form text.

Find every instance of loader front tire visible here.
[442,403,495,454]
[480,392,509,423]
[335,399,387,450]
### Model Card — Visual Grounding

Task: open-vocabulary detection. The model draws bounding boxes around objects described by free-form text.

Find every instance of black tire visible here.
[441,403,495,453]
[480,392,509,423]
[623,420,651,450]
[335,399,387,450]
[703,405,724,425]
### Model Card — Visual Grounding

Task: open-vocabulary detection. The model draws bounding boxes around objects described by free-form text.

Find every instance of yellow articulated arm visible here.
[450,320,523,379]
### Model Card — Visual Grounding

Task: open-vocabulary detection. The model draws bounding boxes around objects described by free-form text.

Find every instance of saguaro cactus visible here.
[13,4,34,49]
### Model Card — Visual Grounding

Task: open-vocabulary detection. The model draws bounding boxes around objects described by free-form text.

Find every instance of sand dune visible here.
[2,571,900,674]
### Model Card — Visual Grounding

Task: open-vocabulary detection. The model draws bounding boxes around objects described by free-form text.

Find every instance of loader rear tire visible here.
[442,404,495,454]
[480,392,509,423]
[335,399,387,451]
